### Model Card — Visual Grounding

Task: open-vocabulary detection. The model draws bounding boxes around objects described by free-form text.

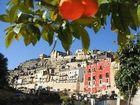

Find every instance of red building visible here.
[84,58,111,94]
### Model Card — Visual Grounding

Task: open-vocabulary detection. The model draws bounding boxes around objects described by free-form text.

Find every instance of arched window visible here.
[93,76,96,86]
[106,73,109,78]
[88,69,91,73]
[88,77,91,81]
[93,76,96,80]
[99,66,103,70]
[99,74,102,79]
[99,74,102,84]
[106,73,109,83]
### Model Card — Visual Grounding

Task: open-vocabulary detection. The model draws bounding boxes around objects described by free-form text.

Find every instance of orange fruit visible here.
[59,0,84,20]
[82,0,98,17]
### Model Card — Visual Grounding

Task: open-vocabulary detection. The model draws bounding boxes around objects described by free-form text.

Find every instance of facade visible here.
[110,61,120,93]
[84,58,111,94]
[46,67,84,92]
[59,67,84,83]
[8,49,115,94]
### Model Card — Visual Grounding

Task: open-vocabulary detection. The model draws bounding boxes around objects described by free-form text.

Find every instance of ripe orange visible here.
[59,0,84,20]
[82,0,98,17]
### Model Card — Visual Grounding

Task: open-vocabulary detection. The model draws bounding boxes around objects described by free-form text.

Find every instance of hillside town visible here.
[1,0,140,105]
[8,49,119,96]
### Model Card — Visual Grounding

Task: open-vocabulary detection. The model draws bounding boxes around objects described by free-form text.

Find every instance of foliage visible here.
[60,95,70,102]
[115,35,140,100]
[81,100,91,105]
[38,91,61,103]
[0,0,140,51]
[0,53,8,88]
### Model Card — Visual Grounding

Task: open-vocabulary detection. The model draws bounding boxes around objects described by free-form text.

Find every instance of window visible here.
[106,73,109,78]
[93,76,96,80]
[99,79,102,84]
[93,80,96,86]
[88,77,91,81]
[106,73,109,83]
[106,78,109,83]
[88,81,91,86]
[43,71,48,75]
[93,68,96,72]
[99,75,102,79]
[51,69,54,74]
[88,69,91,73]
[62,66,65,69]
[99,74,102,84]
[99,66,102,70]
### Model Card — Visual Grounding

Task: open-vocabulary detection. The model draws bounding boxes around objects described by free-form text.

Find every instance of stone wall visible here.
[37,82,84,92]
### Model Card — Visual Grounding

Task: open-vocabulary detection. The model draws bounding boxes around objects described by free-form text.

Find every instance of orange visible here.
[82,0,98,17]
[59,0,84,20]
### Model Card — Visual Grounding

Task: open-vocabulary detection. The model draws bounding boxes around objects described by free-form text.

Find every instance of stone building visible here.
[8,49,114,93]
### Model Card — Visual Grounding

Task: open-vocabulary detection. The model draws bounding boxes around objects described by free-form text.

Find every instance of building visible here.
[46,67,85,92]
[110,61,120,93]
[84,58,111,94]
[8,49,115,93]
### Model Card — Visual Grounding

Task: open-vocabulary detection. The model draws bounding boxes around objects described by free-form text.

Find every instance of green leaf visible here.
[21,24,39,46]
[92,18,102,33]
[27,23,41,40]
[5,31,16,48]
[58,27,72,51]
[30,35,38,46]
[35,9,44,17]
[61,32,72,51]
[70,24,90,51]
[11,0,20,5]
[74,17,94,26]
[42,30,49,41]
[111,3,139,32]
[117,32,126,47]
[24,0,34,8]
[98,0,111,5]
[70,23,81,39]
[5,26,14,34]
[50,11,58,21]
[24,33,31,46]
[42,26,54,46]
[19,3,31,13]
[80,27,90,52]
[15,34,21,41]
[42,0,59,6]
[0,14,10,22]
[9,5,18,22]
[137,5,140,22]
[17,13,33,22]
[33,26,41,41]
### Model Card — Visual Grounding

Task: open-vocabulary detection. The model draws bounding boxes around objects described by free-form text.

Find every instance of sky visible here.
[0,0,118,69]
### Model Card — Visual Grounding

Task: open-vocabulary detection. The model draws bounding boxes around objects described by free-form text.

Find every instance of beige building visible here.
[109,61,120,94]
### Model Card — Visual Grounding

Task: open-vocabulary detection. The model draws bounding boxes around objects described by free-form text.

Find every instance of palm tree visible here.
[0,53,8,88]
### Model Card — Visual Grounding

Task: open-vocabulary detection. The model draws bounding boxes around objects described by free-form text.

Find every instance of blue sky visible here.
[0,0,118,69]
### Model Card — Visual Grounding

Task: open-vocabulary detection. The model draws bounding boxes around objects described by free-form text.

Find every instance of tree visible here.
[0,0,140,51]
[0,53,8,88]
[115,35,140,105]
